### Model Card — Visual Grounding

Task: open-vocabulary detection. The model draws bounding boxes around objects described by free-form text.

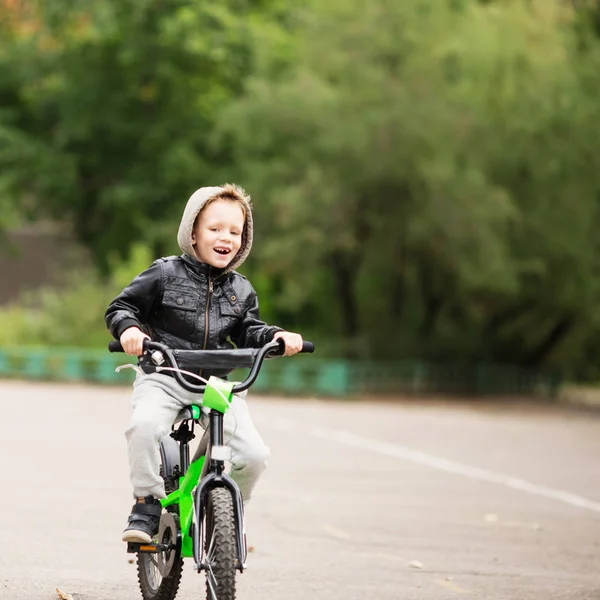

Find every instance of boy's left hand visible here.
[273,331,304,356]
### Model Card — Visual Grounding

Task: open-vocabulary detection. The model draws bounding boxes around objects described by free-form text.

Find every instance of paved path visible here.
[1,381,599,599]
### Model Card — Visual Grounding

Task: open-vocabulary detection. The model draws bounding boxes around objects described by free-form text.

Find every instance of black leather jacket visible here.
[105,255,282,377]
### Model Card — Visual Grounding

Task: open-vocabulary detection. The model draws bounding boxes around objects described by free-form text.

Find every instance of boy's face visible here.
[192,199,245,269]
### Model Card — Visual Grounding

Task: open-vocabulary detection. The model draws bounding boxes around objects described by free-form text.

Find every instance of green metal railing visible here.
[0,346,560,398]
[0,347,136,384]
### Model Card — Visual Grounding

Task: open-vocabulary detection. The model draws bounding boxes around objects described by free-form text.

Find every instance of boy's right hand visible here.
[120,327,150,356]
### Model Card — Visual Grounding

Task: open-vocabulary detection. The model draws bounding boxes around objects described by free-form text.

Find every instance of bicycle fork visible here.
[193,409,248,573]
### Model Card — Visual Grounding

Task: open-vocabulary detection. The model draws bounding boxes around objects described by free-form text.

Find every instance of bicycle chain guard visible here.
[156,512,181,577]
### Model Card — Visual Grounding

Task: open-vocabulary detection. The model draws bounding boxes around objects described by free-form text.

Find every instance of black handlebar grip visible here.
[301,341,315,353]
[273,339,315,355]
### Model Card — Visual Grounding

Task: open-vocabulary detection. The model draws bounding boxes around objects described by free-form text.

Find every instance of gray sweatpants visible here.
[125,372,270,502]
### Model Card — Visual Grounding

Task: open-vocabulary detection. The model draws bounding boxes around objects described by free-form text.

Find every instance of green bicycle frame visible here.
[160,376,235,558]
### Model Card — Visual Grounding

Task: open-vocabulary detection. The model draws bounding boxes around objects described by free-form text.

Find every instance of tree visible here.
[219,0,600,377]
[0,0,296,270]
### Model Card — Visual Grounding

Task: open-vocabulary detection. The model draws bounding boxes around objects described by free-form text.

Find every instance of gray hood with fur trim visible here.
[177,184,253,273]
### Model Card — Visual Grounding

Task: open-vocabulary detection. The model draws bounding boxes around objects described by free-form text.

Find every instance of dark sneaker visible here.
[122,496,162,543]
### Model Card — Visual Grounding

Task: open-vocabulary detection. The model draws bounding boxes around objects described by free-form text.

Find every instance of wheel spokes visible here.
[148,554,160,569]
[204,522,219,598]
[142,554,162,593]
[206,529,217,561]
[206,564,218,600]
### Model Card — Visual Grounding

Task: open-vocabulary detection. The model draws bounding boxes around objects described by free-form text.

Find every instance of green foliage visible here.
[218,0,600,376]
[0,243,154,348]
[4,0,600,381]
[0,0,296,270]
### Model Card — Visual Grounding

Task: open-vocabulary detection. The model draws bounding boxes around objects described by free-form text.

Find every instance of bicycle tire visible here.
[137,453,184,600]
[204,487,237,600]
[137,548,184,600]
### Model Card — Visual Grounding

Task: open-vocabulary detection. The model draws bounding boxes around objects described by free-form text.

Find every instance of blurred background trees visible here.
[2,0,600,381]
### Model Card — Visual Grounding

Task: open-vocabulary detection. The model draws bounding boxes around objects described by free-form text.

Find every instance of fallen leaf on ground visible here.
[56,589,74,600]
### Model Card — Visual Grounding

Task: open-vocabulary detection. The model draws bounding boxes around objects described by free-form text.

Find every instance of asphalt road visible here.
[1,380,599,600]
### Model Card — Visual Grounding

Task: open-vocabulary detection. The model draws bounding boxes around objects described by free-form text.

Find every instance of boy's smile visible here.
[192,199,245,269]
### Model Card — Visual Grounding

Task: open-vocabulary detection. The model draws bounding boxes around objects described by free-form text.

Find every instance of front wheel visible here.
[204,487,237,600]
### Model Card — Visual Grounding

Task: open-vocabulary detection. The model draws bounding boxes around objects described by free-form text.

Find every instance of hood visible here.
[177,184,253,273]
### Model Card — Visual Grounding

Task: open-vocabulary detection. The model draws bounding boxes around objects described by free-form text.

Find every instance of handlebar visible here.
[108,338,314,394]
[108,339,314,356]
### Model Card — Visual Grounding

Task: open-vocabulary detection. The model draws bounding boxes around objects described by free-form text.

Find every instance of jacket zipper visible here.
[203,276,214,350]
[198,276,214,380]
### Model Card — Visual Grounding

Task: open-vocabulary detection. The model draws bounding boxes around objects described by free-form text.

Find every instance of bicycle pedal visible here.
[127,542,140,553]
[127,541,177,554]
[127,542,159,554]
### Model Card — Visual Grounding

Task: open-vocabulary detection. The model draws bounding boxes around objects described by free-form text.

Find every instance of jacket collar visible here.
[181,254,226,280]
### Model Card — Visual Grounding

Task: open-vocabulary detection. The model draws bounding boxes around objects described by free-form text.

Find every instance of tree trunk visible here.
[418,261,446,338]
[330,252,359,343]
[484,300,536,337]
[526,315,576,367]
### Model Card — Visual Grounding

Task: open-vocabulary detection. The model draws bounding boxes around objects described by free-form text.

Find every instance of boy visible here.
[105,184,303,543]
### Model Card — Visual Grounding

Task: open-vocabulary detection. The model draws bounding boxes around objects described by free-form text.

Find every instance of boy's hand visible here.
[120,326,150,356]
[273,331,303,356]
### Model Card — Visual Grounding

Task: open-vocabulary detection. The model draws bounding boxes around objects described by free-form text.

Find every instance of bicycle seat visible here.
[174,405,202,423]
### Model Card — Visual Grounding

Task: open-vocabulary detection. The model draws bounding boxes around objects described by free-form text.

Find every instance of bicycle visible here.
[109,337,314,600]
